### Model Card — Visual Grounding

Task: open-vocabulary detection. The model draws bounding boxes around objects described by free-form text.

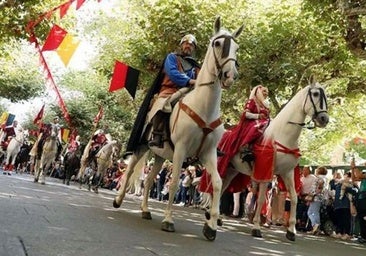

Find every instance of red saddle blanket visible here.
[252,140,275,182]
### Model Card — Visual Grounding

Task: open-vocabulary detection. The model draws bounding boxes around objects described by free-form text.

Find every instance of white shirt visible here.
[300,174,317,195]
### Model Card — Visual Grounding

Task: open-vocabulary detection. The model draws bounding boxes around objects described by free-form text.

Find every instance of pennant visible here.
[5,114,16,126]
[61,128,70,143]
[60,1,73,19]
[93,106,104,124]
[109,61,140,99]
[0,112,9,125]
[56,33,80,66]
[33,104,45,124]
[76,0,86,10]
[42,25,68,52]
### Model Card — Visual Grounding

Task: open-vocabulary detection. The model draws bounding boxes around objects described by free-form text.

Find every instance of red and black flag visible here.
[109,60,140,99]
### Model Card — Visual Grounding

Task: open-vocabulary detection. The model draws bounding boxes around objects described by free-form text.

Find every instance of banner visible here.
[56,33,80,66]
[5,114,16,126]
[41,25,68,52]
[33,104,45,125]
[0,112,9,125]
[61,128,70,142]
[109,60,140,99]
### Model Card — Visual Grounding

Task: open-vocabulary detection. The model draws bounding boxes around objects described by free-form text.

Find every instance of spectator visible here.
[307,166,328,235]
[351,159,366,244]
[330,169,352,240]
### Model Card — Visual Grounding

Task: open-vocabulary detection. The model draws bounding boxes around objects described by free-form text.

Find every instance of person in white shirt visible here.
[300,166,317,196]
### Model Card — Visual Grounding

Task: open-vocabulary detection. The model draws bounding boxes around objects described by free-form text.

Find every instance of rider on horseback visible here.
[0,120,19,150]
[37,116,62,161]
[90,129,107,157]
[147,34,200,148]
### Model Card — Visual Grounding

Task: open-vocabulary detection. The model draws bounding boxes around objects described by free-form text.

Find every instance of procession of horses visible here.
[0,17,330,242]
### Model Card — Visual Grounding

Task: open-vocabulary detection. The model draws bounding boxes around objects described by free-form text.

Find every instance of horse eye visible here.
[214,41,221,47]
[235,60,240,68]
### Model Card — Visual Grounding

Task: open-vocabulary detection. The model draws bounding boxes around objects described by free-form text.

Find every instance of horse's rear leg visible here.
[141,157,164,220]
[251,182,267,238]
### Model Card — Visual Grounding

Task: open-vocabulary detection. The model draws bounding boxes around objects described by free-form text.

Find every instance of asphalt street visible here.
[0,171,365,256]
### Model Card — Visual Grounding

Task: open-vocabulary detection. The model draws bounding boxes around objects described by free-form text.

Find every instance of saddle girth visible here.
[174,99,222,157]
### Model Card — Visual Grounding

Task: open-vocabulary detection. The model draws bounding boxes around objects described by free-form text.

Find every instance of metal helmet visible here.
[180,34,197,47]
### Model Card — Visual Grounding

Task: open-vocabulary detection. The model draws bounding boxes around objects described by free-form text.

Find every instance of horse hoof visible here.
[203,222,217,241]
[41,182,45,185]
[142,211,152,220]
[251,229,262,238]
[34,178,38,183]
[92,187,98,194]
[205,211,210,220]
[113,199,121,208]
[286,230,296,241]
[161,221,175,232]
[217,218,223,227]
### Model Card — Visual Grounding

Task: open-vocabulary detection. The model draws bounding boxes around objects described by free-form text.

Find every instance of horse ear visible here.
[309,74,316,86]
[232,24,244,39]
[214,16,221,34]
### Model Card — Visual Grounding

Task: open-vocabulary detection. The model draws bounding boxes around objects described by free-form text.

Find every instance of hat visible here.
[180,34,197,47]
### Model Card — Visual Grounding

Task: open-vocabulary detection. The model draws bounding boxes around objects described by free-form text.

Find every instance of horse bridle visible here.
[288,86,328,128]
[211,34,238,80]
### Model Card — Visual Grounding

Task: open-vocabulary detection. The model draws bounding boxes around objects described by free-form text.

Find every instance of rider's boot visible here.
[239,144,255,162]
[148,112,166,148]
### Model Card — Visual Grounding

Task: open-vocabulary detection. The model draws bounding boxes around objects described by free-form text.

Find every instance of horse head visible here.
[205,16,243,88]
[304,75,329,128]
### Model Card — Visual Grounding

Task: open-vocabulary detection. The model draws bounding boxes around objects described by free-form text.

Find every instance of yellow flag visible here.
[56,34,80,66]
[0,112,9,125]
[61,128,70,143]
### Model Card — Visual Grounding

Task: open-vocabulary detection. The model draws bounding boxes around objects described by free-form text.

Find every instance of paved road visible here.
[0,171,365,256]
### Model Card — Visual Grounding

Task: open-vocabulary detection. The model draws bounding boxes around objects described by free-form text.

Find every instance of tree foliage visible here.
[1,0,366,164]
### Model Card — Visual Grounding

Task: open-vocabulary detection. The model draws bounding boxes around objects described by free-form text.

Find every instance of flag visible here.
[56,33,80,66]
[76,0,86,10]
[93,106,104,124]
[61,128,70,143]
[109,60,140,99]
[59,1,73,19]
[0,112,9,125]
[41,24,68,52]
[5,114,16,126]
[33,104,45,124]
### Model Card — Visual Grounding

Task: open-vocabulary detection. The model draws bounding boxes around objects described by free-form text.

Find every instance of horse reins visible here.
[288,86,328,129]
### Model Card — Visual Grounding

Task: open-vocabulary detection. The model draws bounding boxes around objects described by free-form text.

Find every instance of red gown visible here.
[199,99,270,193]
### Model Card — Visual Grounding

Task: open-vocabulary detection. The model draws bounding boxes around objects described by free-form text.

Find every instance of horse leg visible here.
[161,154,184,233]
[113,149,146,208]
[34,159,40,182]
[281,172,297,241]
[251,182,267,238]
[202,154,222,241]
[141,156,164,220]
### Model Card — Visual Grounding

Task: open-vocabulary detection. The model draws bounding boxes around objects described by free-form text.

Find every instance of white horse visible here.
[77,137,119,191]
[113,17,243,241]
[216,76,329,241]
[3,129,29,175]
[34,124,59,184]
[90,140,120,193]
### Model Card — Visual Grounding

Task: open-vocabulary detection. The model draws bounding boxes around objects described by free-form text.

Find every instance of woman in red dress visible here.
[217,85,270,191]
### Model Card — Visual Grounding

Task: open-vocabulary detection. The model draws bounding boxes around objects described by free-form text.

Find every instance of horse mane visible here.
[264,85,309,139]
